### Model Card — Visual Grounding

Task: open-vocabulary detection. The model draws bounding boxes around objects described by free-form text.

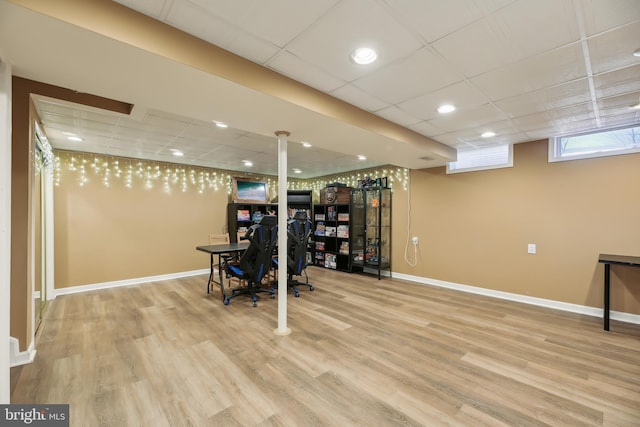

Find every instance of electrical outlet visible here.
[527,243,536,254]
[412,236,419,246]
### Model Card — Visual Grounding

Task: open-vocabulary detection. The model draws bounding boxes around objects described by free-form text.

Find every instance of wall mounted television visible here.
[232,177,270,203]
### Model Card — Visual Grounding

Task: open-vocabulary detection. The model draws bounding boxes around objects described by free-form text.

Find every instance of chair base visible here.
[223,282,275,307]
[288,270,314,298]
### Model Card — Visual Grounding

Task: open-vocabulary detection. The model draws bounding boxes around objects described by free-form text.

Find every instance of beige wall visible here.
[397,140,640,315]
[54,157,231,287]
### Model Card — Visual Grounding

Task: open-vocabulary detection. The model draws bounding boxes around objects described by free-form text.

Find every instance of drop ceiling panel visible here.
[399,81,490,121]
[492,0,579,59]
[284,0,422,82]
[164,1,280,64]
[587,21,640,74]
[581,0,640,36]
[352,48,463,105]
[432,15,514,78]
[470,43,587,101]
[383,0,513,43]
[594,65,640,98]
[428,103,509,134]
[494,79,592,118]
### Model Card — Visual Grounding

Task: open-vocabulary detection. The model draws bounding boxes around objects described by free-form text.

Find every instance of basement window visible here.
[549,125,640,162]
[446,144,513,174]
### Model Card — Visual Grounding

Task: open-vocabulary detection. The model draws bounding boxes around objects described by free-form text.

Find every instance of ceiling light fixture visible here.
[350,47,378,65]
[437,104,456,114]
[170,149,184,157]
[357,155,366,161]
[302,142,312,148]
[633,48,640,57]
[292,168,302,174]
[67,136,83,142]
[214,121,228,128]
[242,160,253,167]
[481,131,496,138]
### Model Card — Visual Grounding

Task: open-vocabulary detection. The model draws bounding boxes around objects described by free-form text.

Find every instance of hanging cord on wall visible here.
[404,173,418,267]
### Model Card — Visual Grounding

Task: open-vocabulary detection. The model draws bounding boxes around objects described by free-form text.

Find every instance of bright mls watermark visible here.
[1,405,69,426]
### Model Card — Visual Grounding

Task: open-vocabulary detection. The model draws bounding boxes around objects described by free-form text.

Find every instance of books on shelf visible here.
[339,241,349,255]
[327,206,337,221]
[315,241,325,251]
[251,211,263,222]
[338,213,349,221]
[237,226,248,234]
[237,210,250,221]
[325,226,336,237]
[324,253,337,269]
[315,213,325,221]
[337,225,349,238]
[314,221,325,236]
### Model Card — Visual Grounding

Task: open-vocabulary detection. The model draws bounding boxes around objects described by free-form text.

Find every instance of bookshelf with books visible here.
[312,202,360,273]
[227,202,277,242]
[227,190,313,242]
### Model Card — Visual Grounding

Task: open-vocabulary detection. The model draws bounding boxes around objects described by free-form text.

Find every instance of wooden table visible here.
[598,253,640,331]
[197,242,249,300]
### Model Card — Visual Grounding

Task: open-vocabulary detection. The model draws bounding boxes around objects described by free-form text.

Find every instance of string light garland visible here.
[53,150,408,195]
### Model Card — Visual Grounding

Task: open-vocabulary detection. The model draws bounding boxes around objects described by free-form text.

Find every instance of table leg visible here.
[218,255,226,301]
[604,263,610,331]
[207,253,215,294]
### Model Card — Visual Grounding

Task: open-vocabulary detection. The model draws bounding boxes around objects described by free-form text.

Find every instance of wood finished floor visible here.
[10,267,640,426]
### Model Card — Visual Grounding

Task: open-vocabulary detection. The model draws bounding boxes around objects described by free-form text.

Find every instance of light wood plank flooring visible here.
[11,267,640,426]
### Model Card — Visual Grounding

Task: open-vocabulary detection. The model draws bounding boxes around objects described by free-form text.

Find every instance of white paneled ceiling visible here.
[2,0,640,176]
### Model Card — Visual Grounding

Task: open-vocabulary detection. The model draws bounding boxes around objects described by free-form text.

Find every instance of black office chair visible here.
[284,211,314,297]
[223,215,278,307]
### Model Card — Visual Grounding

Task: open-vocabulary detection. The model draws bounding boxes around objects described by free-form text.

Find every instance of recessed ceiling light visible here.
[481,131,496,138]
[67,136,83,142]
[357,155,366,161]
[302,142,312,148]
[170,149,184,157]
[214,121,228,128]
[633,48,640,57]
[242,160,253,167]
[350,47,377,65]
[437,104,456,114]
[631,102,640,110]
[292,168,302,174]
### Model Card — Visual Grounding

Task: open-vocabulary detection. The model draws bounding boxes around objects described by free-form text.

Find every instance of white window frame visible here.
[446,144,513,174]
[549,124,640,163]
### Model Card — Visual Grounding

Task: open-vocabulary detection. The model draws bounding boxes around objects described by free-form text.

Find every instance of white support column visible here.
[0,58,12,403]
[274,131,291,336]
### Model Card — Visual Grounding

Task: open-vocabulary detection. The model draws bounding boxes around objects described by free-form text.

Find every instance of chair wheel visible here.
[223,298,230,306]
[294,291,300,298]
[309,286,315,291]
[252,302,257,307]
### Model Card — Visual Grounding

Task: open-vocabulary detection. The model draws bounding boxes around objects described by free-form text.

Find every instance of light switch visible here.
[527,243,536,254]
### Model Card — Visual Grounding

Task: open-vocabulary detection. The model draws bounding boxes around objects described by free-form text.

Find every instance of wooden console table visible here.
[598,254,640,331]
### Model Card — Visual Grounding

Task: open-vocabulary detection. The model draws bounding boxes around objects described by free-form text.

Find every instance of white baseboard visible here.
[54,268,209,296]
[9,337,36,367]
[393,272,640,326]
